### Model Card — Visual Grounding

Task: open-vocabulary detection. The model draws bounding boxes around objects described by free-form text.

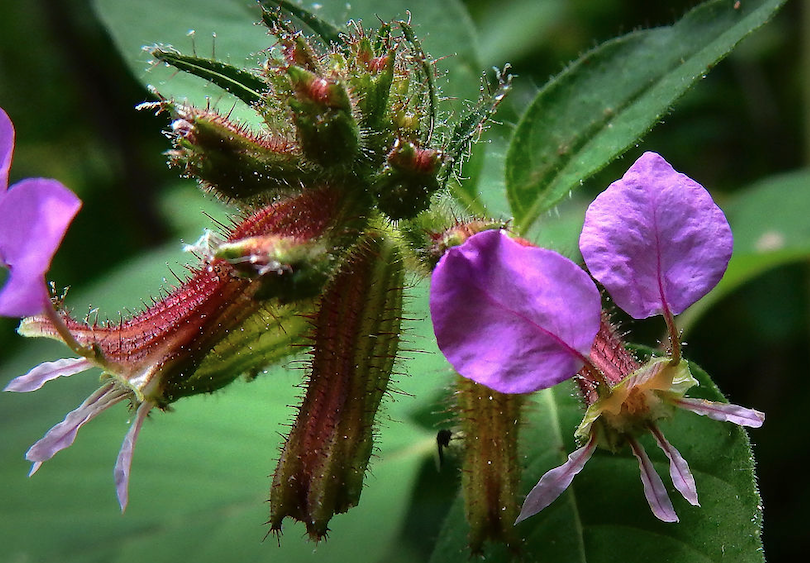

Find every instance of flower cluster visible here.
[430,152,764,523]
[1,5,510,536]
[1,1,766,551]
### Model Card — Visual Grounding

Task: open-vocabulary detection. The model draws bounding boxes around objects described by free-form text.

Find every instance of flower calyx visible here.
[268,229,405,540]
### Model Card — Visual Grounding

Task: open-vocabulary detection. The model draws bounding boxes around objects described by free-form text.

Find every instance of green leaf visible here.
[505,0,786,232]
[679,169,810,333]
[430,363,764,562]
[93,0,272,125]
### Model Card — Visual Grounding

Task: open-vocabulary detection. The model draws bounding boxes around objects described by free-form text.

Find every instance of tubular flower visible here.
[430,152,764,524]
[0,107,81,318]
[5,187,342,511]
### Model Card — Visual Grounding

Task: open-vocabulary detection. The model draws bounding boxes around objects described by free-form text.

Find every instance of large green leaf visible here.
[679,168,810,332]
[505,0,786,232]
[430,363,764,562]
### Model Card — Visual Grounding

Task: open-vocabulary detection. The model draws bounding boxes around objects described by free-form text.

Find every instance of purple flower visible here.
[4,358,153,511]
[429,152,764,524]
[0,107,82,318]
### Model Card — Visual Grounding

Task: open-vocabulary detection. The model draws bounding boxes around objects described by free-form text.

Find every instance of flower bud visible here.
[286,66,360,167]
[269,230,404,540]
[455,376,523,554]
[166,105,314,204]
[213,234,330,301]
[372,139,442,219]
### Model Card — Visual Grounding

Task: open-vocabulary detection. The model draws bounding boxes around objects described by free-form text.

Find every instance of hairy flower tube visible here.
[0,107,81,318]
[430,152,765,524]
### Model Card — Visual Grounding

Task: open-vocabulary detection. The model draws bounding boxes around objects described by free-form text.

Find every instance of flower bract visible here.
[430,229,601,394]
[579,151,733,319]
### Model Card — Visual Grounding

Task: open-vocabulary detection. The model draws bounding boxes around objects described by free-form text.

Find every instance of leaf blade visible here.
[506,0,787,232]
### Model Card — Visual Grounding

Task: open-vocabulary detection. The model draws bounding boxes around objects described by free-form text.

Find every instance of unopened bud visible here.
[167,106,313,203]
[372,140,443,220]
[269,230,404,540]
[214,234,330,301]
[286,66,359,167]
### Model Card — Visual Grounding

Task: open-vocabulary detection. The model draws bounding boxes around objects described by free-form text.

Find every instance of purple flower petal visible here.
[0,177,82,317]
[579,152,733,319]
[674,397,765,428]
[4,357,93,393]
[628,436,679,522]
[515,435,597,524]
[114,400,152,512]
[26,383,130,473]
[649,424,699,507]
[430,230,601,394]
[0,107,13,190]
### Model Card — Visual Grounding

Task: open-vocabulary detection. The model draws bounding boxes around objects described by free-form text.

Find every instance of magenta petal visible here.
[26,383,129,473]
[628,436,679,522]
[515,435,597,524]
[0,108,13,189]
[649,424,699,507]
[579,152,733,319]
[4,358,93,393]
[430,230,601,394]
[674,397,765,428]
[0,177,82,317]
[114,400,152,512]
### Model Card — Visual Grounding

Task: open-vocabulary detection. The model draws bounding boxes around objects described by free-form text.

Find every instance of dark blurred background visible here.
[1,0,805,560]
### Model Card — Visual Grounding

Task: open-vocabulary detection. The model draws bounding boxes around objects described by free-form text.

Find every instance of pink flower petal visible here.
[628,436,678,522]
[0,177,82,317]
[579,152,733,319]
[4,357,93,393]
[430,230,601,394]
[515,435,597,524]
[26,383,130,473]
[649,424,699,507]
[674,397,765,428]
[114,400,152,512]
[0,107,13,190]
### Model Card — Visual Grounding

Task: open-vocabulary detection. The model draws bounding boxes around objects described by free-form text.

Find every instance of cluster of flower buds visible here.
[1,2,509,542]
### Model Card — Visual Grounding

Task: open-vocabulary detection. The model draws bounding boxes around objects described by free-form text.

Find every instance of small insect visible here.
[435,429,464,470]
